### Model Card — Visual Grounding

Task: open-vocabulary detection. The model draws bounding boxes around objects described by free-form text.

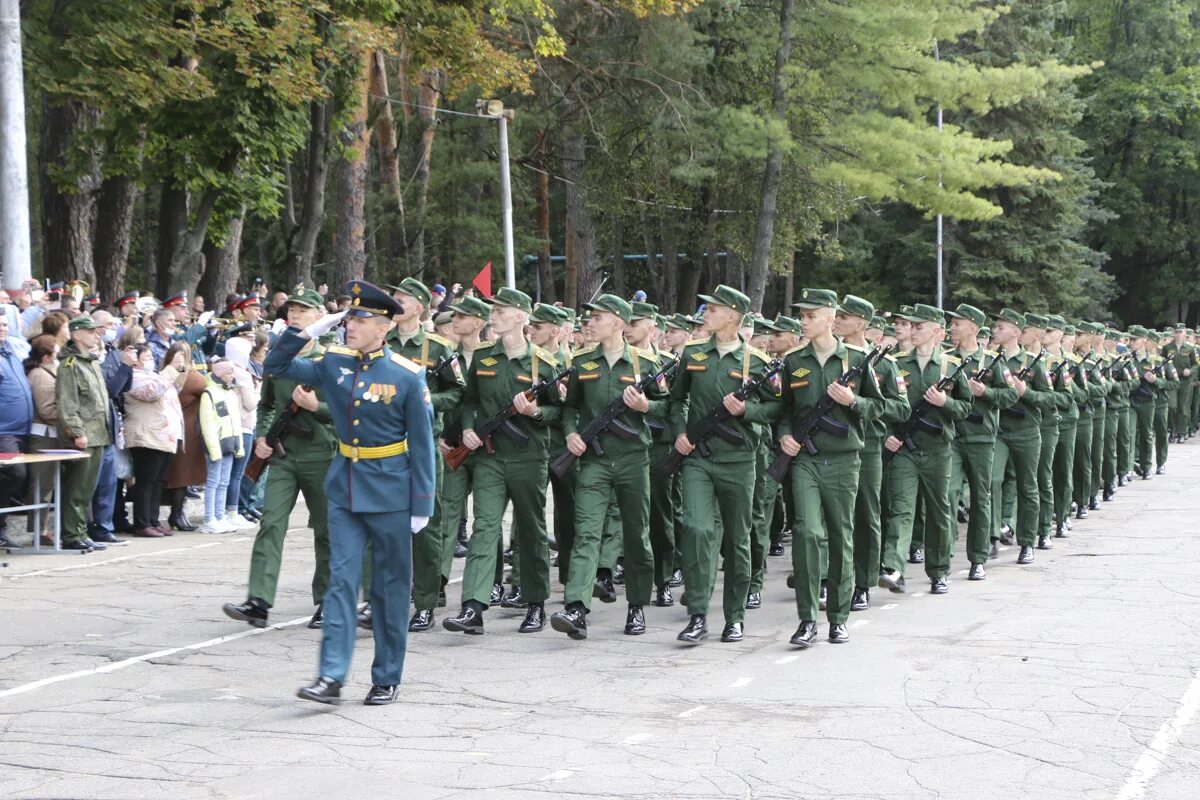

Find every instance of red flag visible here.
[472,262,493,297]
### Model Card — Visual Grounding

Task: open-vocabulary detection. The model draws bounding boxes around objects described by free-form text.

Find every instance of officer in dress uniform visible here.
[264,280,436,706]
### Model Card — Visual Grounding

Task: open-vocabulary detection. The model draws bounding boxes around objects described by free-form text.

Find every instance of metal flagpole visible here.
[0,0,31,292]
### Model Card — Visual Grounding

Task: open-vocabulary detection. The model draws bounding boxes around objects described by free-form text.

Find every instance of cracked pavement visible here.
[2,447,1199,800]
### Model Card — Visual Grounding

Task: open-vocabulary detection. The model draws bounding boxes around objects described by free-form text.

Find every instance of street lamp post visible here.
[480,99,517,290]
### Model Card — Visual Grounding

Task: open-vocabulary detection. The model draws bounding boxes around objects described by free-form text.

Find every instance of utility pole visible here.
[0,0,31,292]
[934,39,944,309]
[479,99,516,290]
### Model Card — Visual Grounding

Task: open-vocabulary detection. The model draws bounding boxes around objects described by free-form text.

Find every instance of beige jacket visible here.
[123,367,183,453]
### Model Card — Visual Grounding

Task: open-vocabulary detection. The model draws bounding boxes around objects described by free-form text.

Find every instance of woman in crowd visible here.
[124,343,183,538]
[163,342,207,532]
[222,333,259,531]
[198,356,244,533]
[39,311,70,347]
[23,334,59,546]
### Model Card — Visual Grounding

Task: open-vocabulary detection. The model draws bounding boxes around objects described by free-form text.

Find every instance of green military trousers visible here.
[1090,408,1106,499]
[1118,407,1133,477]
[993,429,1042,548]
[951,439,995,566]
[1073,414,1094,507]
[1154,401,1170,468]
[853,440,885,588]
[882,447,953,581]
[62,445,104,546]
[411,452,446,611]
[679,457,752,625]
[1037,424,1059,539]
[1102,407,1120,486]
[792,451,860,624]
[1053,421,1077,526]
[749,440,774,596]
[247,457,331,607]
[648,441,677,589]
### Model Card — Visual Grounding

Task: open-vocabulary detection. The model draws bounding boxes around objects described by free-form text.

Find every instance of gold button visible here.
[354,400,361,407]
[353,438,360,444]
[353,419,360,426]
[363,365,369,371]
[358,381,365,388]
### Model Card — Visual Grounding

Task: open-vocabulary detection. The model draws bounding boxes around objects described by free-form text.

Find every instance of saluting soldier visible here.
[385,277,465,633]
[268,280,437,706]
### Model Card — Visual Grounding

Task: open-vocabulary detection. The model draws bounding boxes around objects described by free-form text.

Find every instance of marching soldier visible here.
[530,302,576,590]
[1162,324,1195,445]
[1150,331,1179,473]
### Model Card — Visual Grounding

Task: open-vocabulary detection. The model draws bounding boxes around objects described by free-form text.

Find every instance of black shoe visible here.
[518,603,545,633]
[1076,507,1089,519]
[968,563,986,581]
[82,538,108,551]
[409,609,434,632]
[592,574,617,603]
[503,546,513,564]
[827,623,848,644]
[308,604,323,629]
[168,513,197,532]
[357,603,373,630]
[223,598,269,628]
[297,676,341,704]
[1037,535,1053,551]
[364,685,397,705]
[998,525,1015,545]
[768,542,785,557]
[547,536,558,552]
[1156,465,1166,475]
[1054,521,1069,539]
[790,620,818,648]
[611,563,625,585]
[957,504,969,524]
[777,528,793,543]
[500,586,527,609]
[62,540,93,552]
[489,583,504,605]
[850,587,870,611]
[1103,484,1116,501]
[1088,496,1100,511]
[818,583,828,611]
[720,622,743,643]
[437,586,447,608]
[908,546,924,564]
[988,540,1000,559]
[655,585,674,607]
[786,574,795,589]
[1017,545,1034,565]
[443,604,485,634]
[454,541,468,559]
[677,614,708,644]
[877,569,906,594]
[930,577,948,595]
[89,531,128,546]
[185,486,201,499]
[668,569,684,588]
[551,604,588,640]
[1117,475,1126,487]
[625,605,646,636]
[745,591,762,610]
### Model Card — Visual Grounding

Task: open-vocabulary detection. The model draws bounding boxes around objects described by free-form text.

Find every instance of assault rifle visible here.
[445,366,575,471]
[244,388,314,483]
[998,349,1049,420]
[1132,359,1165,405]
[883,358,970,467]
[549,359,679,479]
[964,349,1003,425]
[765,344,890,484]
[657,359,785,476]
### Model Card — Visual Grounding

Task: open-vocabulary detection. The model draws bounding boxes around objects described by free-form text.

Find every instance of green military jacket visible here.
[1101,352,1134,410]
[648,344,680,446]
[996,348,1056,430]
[889,347,972,450]
[1053,352,1082,425]
[1161,340,1197,382]
[953,345,1018,444]
[775,339,885,454]
[1043,351,1077,430]
[865,351,912,443]
[56,342,112,447]
[561,342,669,457]
[256,339,337,463]
[387,325,465,436]
[462,339,563,462]
[668,334,782,463]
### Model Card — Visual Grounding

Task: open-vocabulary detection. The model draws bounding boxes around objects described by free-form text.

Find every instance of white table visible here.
[0,450,91,554]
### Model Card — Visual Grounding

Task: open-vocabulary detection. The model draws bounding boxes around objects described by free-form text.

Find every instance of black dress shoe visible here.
[503,546,513,564]
[1156,465,1166,475]
[612,563,625,585]
[1017,545,1034,565]
[443,603,485,634]
[930,577,948,595]
[655,585,674,607]
[1054,521,1069,538]
[297,676,341,704]
[625,605,646,636]
[745,591,762,610]
[409,609,434,631]
[1037,535,1053,551]
[1076,507,1089,519]
[454,541,468,558]
[1117,475,1126,487]
[786,573,795,589]
[500,586,527,609]
[308,604,323,629]
[818,583,828,611]
[357,603,373,630]
[489,583,504,605]
[988,540,1000,559]
[168,513,197,532]
[827,623,848,644]
[364,684,397,705]
[908,546,924,564]
[957,504,969,523]
[877,569,906,593]
[668,569,684,588]
[1088,496,1100,511]
[551,604,588,640]
[790,620,818,648]
[89,531,127,545]
[437,586,447,608]
[968,563,986,581]
[998,525,1015,545]
[82,538,108,551]
[593,574,617,603]
[223,598,269,628]
[720,621,743,642]
[185,486,201,499]
[677,614,708,644]
[1103,484,1116,501]
[768,542,785,557]
[61,539,92,552]
[850,587,869,611]
[518,603,545,633]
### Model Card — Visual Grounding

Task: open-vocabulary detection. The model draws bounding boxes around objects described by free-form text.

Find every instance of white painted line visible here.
[0,616,310,701]
[729,677,753,688]
[1115,670,1200,800]
[620,733,652,745]
[881,603,898,610]
[539,770,573,781]
[677,705,707,718]
[774,655,799,664]
[910,592,925,598]
[851,619,870,628]
[957,569,969,576]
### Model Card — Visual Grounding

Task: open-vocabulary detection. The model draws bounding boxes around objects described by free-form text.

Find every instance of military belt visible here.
[339,439,408,462]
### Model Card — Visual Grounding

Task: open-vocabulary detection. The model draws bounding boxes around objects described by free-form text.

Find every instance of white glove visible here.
[271,317,288,335]
[411,516,430,534]
[197,311,215,327]
[302,310,346,340]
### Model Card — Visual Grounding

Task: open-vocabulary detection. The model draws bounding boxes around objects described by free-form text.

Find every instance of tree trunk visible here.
[155,177,187,297]
[535,131,556,303]
[199,207,244,305]
[92,173,139,304]
[641,206,661,302]
[746,0,794,312]
[39,98,100,287]
[661,215,679,313]
[610,211,626,299]
[167,184,222,297]
[284,100,331,290]
[370,50,405,273]
[563,110,600,306]
[333,51,371,286]
[405,69,444,280]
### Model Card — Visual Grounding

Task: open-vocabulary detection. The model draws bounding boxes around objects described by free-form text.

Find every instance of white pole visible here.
[0,0,31,292]
[497,114,516,290]
[934,39,943,309]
